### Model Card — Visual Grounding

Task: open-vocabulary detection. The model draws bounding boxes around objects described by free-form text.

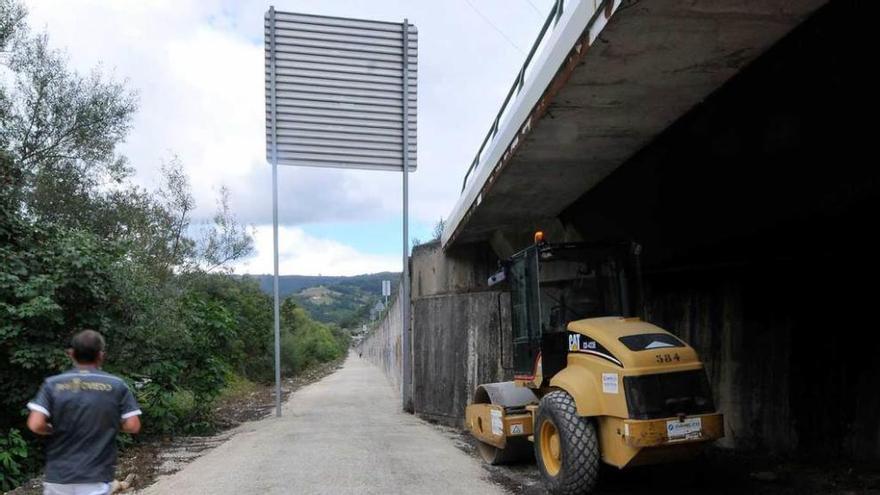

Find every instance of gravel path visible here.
[141,352,505,494]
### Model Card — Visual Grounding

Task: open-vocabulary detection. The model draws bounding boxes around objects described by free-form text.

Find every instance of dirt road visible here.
[141,352,505,495]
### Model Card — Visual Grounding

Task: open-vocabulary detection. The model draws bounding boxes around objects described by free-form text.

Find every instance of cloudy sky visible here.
[24,0,552,275]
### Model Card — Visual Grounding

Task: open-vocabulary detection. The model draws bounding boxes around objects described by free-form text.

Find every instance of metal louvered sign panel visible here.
[265,10,417,171]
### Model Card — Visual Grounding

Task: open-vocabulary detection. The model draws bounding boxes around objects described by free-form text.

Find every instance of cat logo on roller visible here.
[466,236,723,495]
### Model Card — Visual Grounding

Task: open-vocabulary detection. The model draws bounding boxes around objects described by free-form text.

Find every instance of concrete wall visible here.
[644,265,880,460]
[411,241,496,299]
[360,285,403,395]
[407,241,512,424]
[362,241,513,426]
[412,291,512,424]
[644,271,798,454]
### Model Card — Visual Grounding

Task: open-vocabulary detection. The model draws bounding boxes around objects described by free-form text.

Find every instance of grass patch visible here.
[219,373,260,401]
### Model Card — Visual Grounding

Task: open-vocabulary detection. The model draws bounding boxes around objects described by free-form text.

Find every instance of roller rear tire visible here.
[534,390,600,494]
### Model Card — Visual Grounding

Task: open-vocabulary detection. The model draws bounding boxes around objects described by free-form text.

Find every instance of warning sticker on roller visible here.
[602,373,619,394]
[509,423,524,435]
[490,409,503,436]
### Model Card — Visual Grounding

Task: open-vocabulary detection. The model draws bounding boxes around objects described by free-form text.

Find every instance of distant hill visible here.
[245,272,400,299]
[244,272,400,328]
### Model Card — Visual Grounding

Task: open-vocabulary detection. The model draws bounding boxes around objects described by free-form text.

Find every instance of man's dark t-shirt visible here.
[27,368,141,484]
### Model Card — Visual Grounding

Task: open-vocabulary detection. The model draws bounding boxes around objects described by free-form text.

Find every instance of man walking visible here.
[26,330,142,495]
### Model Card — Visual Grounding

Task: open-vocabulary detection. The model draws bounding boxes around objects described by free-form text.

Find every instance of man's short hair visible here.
[70,330,105,363]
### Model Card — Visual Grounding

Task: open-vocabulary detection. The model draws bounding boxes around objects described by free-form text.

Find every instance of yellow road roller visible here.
[466,236,723,494]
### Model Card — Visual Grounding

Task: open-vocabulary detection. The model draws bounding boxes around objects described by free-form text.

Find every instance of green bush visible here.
[280,299,348,374]
[0,429,29,491]
[0,203,346,484]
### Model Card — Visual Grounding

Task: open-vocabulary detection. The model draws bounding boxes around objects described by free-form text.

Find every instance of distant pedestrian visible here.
[26,330,142,495]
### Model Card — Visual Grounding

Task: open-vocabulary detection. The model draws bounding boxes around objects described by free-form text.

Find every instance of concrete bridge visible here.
[363,0,879,463]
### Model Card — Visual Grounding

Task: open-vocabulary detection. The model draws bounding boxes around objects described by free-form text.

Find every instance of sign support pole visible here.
[269,6,282,418]
[263,9,417,415]
[401,18,413,412]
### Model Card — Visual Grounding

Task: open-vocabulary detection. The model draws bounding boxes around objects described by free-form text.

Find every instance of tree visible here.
[155,156,196,272]
[197,186,254,273]
[142,156,255,275]
[0,0,25,50]
[431,218,445,242]
[412,218,445,248]
[0,1,137,228]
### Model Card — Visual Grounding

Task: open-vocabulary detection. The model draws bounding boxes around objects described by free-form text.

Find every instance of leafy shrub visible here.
[0,429,29,491]
[280,300,348,374]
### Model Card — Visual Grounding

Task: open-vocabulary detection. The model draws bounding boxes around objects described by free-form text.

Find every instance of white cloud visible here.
[237,225,400,276]
[22,0,553,270]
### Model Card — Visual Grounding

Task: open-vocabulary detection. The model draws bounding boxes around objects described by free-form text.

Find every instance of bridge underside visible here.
[447,0,826,247]
[558,0,878,460]
[379,0,878,462]
[359,0,877,464]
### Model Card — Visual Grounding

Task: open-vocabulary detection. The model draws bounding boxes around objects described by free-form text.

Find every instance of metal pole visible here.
[401,18,413,412]
[269,6,282,418]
